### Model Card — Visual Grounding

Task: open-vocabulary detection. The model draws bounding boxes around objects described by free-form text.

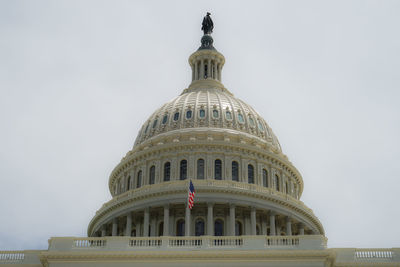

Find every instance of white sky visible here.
[1,1,399,250]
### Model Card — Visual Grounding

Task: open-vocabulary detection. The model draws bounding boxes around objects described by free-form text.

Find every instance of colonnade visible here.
[95,202,308,238]
[192,58,222,82]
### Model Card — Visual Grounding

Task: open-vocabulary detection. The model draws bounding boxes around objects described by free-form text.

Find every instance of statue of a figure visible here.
[201,12,213,35]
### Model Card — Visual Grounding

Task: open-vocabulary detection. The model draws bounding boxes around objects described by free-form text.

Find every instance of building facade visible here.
[1,16,399,267]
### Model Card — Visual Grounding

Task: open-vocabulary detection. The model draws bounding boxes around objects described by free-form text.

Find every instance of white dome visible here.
[134,87,282,153]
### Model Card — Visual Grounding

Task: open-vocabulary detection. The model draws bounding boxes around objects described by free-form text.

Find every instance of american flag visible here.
[188,180,195,209]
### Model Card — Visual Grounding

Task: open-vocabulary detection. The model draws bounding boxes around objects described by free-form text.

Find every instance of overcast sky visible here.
[1,1,399,250]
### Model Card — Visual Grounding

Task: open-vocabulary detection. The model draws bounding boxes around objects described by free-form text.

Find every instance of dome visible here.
[134,87,282,153]
[88,28,324,240]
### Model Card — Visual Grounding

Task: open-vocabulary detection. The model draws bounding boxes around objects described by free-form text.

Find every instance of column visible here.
[213,61,218,80]
[261,216,267,235]
[200,59,204,79]
[207,59,211,78]
[207,202,214,236]
[163,205,170,236]
[191,65,194,81]
[286,217,292,236]
[112,218,118,236]
[125,213,132,236]
[136,220,142,237]
[251,207,257,235]
[101,225,106,237]
[150,217,156,237]
[185,204,191,236]
[229,204,235,236]
[218,64,221,81]
[269,211,276,236]
[143,208,150,237]
[194,61,198,80]
[298,223,305,235]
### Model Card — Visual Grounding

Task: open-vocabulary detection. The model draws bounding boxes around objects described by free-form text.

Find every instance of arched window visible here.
[180,160,187,180]
[158,222,163,237]
[162,114,168,124]
[235,221,243,236]
[149,165,155,185]
[195,219,205,236]
[137,170,142,188]
[248,164,254,184]
[262,169,268,187]
[213,109,219,118]
[176,219,185,236]
[127,176,131,190]
[232,161,239,181]
[274,174,280,191]
[214,219,224,236]
[199,109,205,118]
[173,112,180,121]
[237,113,244,123]
[164,162,170,181]
[186,110,192,119]
[226,110,232,120]
[214,159,222,180]
[152,119,158,128]
[197,159,205,179]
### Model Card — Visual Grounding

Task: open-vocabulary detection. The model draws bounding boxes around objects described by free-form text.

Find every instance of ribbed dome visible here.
[134,87,282,153]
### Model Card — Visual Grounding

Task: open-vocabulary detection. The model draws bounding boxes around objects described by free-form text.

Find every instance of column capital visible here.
[164,203,170,209]
[207,202,214,207]
[229,203,236,209]
[285,216,292,222]
[268,210,276,216]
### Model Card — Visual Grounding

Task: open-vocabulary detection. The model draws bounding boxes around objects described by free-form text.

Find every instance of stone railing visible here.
[0,251,24,261]
[355,249,393,260]
[0,250,41,264]
[333,248,400,265]
[48,235,327,251]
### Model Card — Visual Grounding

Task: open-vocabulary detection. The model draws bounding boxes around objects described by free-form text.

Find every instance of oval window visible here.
[162,114,168,124]
[152,119,158,128]
[186,110,192,119]
[199,109,206,118]
[174,112,180,121]
[145,124,149,133]
[213,109,219,118]
[226,111,232,120]
[238,113,244,123]
[249,117,255,126]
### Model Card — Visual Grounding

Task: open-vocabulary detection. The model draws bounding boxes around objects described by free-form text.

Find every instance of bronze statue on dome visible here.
[201,12,213,35]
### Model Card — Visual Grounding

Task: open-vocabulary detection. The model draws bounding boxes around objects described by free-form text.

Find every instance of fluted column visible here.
[185,204,191,236]
[213,61,218,80]
[101,225,106,237]
[286,217,292,236]
[143,208,150,237]
[217,64,221,81]
[194,61,198,80]
[269,211,276,236]
[125,213,132,236]
[299,223,305,235]
[207,59,211,78]
[112,218,118,236]
[207,202,214,236]
[200,59,204,79]
[261,216,267,235]
[251,207,257,235]
[229,204,235,236]
[163,205,169,236]
[150,217,156,237]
